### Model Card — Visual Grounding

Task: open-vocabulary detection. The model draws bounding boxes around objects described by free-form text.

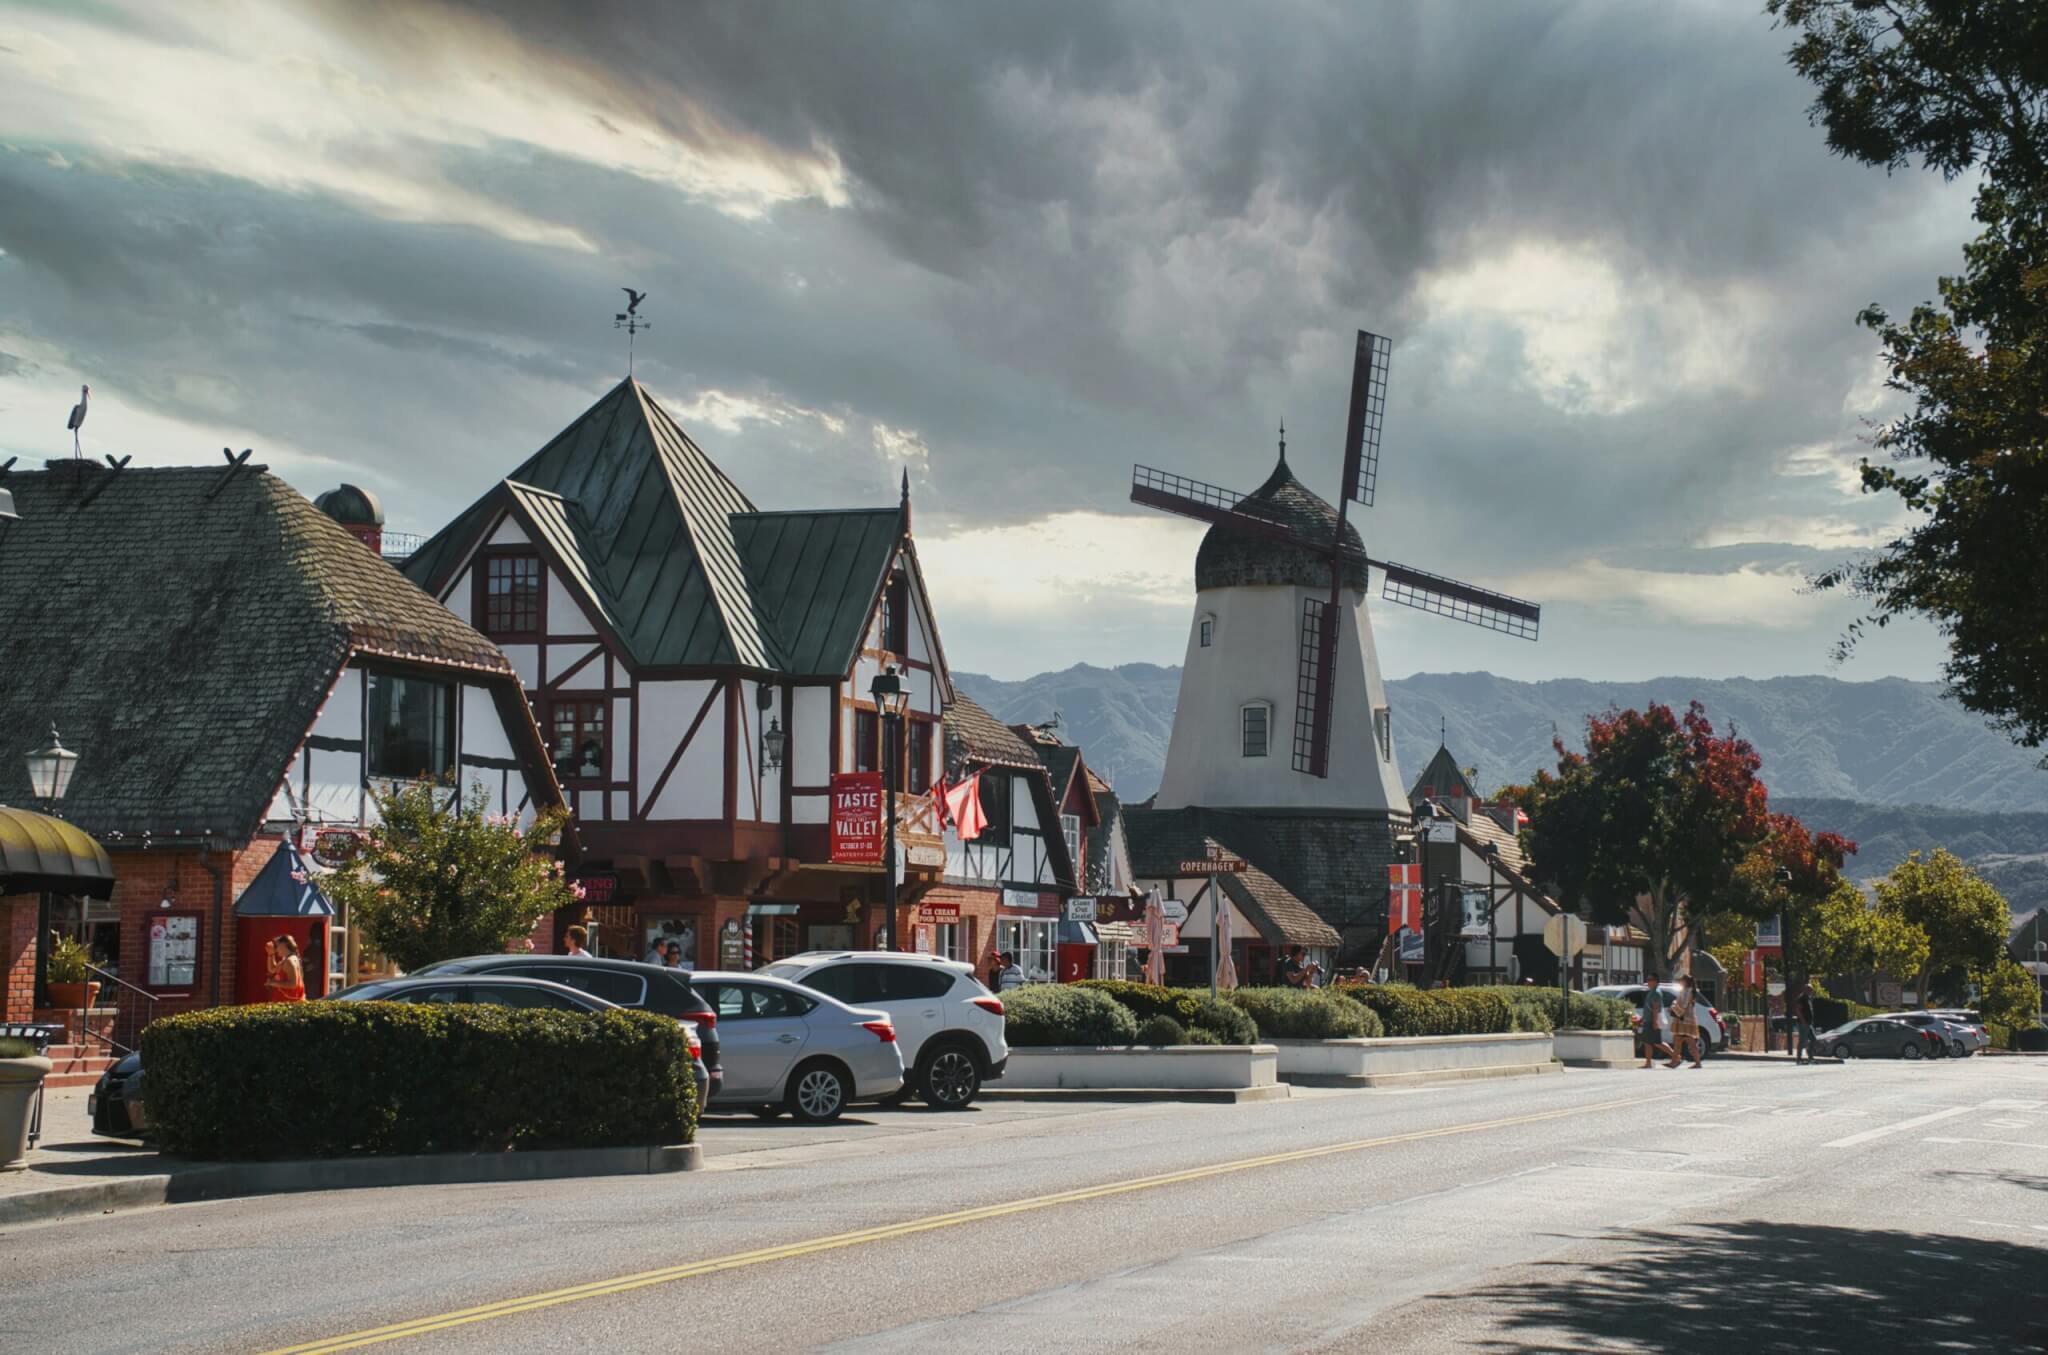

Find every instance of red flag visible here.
[930,775,951,827]
[944,773,987,841]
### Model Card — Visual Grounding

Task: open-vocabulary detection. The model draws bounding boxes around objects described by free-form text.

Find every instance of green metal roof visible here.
[407,379,904,676]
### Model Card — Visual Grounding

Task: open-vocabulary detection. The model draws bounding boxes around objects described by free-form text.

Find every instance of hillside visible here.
[1774,797,2048,914]
[954,666,2048,812]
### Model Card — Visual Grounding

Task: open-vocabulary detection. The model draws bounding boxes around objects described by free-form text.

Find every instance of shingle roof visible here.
[943,693,1041,772]
[1123,810,1338,946]
[1408,744,1480,807]
[1459,805,1528,876]
[406,379,903,678]
[1194,451,1367,592]
[1124,804,1403,932]
[1085,788,1124,895]
[0,461,525,844]
[1218,867,1343,947]
[1033,743,1082,805]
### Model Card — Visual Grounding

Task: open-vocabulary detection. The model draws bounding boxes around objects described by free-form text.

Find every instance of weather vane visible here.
[616,288,651,376]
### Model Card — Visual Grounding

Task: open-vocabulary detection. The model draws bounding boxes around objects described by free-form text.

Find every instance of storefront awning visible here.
[0,805,115,899]
[233,842,334,916]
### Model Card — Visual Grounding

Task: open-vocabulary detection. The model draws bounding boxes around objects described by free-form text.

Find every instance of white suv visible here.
[760,952,1008,1109]
[1583,983,1729,1055]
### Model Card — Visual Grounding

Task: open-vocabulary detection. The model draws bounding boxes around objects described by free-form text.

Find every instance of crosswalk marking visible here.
[1822,1104,1972,1149]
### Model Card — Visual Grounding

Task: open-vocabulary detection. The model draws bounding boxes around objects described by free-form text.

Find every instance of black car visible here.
[1815,1017,1945,1061]
[409,954,723,1095]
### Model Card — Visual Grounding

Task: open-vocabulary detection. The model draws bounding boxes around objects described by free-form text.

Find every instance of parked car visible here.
[760,952,1009,1109]
[89,975,712,1139]
[1921,1009,1993,1056]
[1815,1017,1946,1060]
[686,971,906,1121]
[1582,983,1729,1056]
[409,954,723,1097]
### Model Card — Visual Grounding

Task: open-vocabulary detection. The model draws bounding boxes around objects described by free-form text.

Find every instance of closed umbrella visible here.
[1215,893,1238,990]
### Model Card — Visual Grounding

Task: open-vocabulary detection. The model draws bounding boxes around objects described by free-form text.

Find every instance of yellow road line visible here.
[260,1091,1672,1355]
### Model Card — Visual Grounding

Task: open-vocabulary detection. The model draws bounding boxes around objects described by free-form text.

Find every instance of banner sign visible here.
[1755,916,1783,951]
[1387,863,1422,934]
[830,773,884,865]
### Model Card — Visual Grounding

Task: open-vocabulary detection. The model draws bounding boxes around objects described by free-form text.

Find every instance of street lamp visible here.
[757,685,785,772]
[869,666,910,952]
[26,724,78,809]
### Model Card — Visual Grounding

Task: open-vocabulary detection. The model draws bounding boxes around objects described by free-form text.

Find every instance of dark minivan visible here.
[411,954,722,1093]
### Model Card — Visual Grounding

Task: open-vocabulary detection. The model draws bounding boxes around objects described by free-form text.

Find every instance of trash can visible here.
[0,1023,60,1170]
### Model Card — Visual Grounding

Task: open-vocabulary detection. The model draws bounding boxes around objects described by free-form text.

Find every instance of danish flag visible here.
[933,772,987,842]
[1387,862,1424,934]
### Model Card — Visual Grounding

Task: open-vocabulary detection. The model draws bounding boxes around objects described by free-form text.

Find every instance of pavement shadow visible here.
[1933,1166,2048,1194]
[1456,1220,2048,1354]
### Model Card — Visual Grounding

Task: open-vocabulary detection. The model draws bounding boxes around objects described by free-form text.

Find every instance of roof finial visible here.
[614,287,651,377]
[1277,420,1286,464]
[1441,715,1447,746]
[899,467,912,531]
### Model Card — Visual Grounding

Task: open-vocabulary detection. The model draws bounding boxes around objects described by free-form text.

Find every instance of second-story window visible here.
[366,671,455,780]
[482,554,542,637]
[854,708,880,773]
[1199,616,1214,648]
[908,720,932,794]
[549,700,607,782]
[881,573,909,654]
[1062,812,1081,871]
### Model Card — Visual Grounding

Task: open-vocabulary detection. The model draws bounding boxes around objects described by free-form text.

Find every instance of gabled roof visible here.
[407,379,910,678]
[0,461,540,844]
[234,841,335,917]
[1085,788,1126,895]
[1122,811,1338,946]
[1408,743,1480,810]
[943,693,1041,772]
[1217,866,1343,948]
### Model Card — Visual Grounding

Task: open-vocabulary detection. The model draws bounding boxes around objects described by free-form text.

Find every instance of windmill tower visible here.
[1131,329,1539,942]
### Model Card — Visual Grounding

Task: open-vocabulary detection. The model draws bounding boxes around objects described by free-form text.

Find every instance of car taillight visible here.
[687,1032,702,1056]
[688,1010,716,1028]
[1706,1006,1722,1023]
[972,996,1005,1017]
[861,1021,897,1043]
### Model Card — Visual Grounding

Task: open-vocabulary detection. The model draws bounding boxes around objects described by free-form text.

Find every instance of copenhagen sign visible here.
[1175,857,1247,875]
[829,772,884,866]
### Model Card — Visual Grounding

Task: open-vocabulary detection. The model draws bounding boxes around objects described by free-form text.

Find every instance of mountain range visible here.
[953,666,2048,911]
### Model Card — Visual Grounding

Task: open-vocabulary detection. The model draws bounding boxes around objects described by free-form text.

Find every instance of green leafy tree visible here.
[1975,956,2043,1033]
[1872,848,2010,1004]
[1725,812,1859,985]
[1769,1,2048,751]
[1857,909,1932,1006]
[326,780,576,973]
[1506,703,1773,974]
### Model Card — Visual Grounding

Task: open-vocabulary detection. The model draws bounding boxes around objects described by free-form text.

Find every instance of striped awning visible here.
[0,806,116,899]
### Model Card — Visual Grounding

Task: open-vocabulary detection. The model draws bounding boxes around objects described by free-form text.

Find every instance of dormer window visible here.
[1240,702,1271,758]
[1199,615,1215,648]
[480,552,542,638]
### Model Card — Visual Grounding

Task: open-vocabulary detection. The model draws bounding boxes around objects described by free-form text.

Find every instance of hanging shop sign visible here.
[1398,927,1426,963]
[308,828,364,870]
[830,773,885,866]
[1065,897,1098,922]
[573,871,621,905]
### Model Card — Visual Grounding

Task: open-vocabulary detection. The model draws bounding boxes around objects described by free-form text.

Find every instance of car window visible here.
[800,964,878,1004]
[703,984,750,1020]
[398,986,467,1005]
[473,985,586,1011]
[500,964,647,1007]
[891,968,956,1000]
[744,985,815,1018]
[642,972,707,1019]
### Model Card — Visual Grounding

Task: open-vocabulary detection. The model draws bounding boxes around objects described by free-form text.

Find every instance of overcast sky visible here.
[0,0,1970,683]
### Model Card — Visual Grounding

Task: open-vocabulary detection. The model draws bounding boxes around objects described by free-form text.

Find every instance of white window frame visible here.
[1094,938,1131,980]
[1198,614,1215,648]
[997,918,1058,985]
[1374,707,1392,763]
[1241,702,1272,759]
[1061,812,1081,870]
[931,921,963,962]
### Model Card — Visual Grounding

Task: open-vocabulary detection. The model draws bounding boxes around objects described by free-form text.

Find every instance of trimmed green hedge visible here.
[1225,987,1380,1040]
[1003,985,1139,1047]
[1073,980,1202,1026]
[1462,986,1634,1033]
[1189,995,1258,1045]
[1134,1014,1188,1046]
[142,1002,695,1160]
[1344,985,1516,1037]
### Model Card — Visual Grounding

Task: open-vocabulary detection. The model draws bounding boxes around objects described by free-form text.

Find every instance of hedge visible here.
[142,1002,695,1160]
[1344,985,1515,1037]
[1189,995,1258,1045]
[1989,1022,2048,1052]
[1073,980,1202,1026]
[1226,987,1380,1040]
[1134,1015,1188,1047]
[1003,985,1139,1047]
[1461,986,1634,1033]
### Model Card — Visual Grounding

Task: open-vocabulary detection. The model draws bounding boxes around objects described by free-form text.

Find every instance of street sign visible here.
[1066,897,1098,922]
[1159,899,1190,926]
[1424,819,1458,844]
[1397,928,1425,963]
[1176,857,1247,875]
[1755,916,1783,950]
[1543,913,1588,959]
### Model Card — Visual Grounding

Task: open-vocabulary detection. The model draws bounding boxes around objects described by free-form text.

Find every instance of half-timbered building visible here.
[402,378,1039,967]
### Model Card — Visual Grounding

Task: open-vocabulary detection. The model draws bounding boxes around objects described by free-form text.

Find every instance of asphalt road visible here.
[3,1057,2044,1354]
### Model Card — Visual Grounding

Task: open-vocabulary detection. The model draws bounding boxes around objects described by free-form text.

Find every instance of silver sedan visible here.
[688,971,905,1123]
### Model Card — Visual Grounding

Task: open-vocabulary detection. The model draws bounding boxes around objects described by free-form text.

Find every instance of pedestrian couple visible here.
[1639,972,1704,1069]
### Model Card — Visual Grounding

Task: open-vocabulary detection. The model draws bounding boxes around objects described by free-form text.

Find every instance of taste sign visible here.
[830,772,884,865]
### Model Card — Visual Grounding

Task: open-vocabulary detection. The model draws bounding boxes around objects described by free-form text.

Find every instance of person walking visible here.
[265,935,306,1002]
[1639,972,1673,1068]
[997,952,1023,992]
[562,925,593,958]
[1793,984,1816,1064]
[1668,975,1704,1068]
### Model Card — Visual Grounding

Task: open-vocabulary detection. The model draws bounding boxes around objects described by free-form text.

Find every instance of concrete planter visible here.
[1001,1044,1279,1091]
[1274,1032,1557,1087]
[0,1056,54,1171]
[1553,1028,1636,1069]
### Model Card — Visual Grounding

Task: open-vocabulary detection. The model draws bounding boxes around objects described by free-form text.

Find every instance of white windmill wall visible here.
[1155,581,1407,813]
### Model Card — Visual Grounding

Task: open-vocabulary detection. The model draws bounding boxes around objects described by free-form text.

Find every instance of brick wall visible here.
[112,836,283,1019]
[2,893,37,1024]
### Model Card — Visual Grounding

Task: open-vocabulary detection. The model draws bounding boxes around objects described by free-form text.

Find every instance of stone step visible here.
[45,1070,111,1089]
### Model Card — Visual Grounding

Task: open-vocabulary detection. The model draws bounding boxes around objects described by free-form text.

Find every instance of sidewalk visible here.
[0,1088,181,1226]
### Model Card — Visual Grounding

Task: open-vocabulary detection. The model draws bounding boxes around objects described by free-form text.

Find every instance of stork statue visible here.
[615,288,652,375]
[66,384,90,459]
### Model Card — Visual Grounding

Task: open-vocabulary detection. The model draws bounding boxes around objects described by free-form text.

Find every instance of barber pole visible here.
[742,909,755,971]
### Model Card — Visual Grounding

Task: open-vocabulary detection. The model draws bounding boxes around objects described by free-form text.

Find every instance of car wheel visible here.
[1950,1039,1968,1058]
[1901,1042,1922,1060]
[787,1060,851,1123]
[920,1045,982,1110]
[1830,1042,1851,1060]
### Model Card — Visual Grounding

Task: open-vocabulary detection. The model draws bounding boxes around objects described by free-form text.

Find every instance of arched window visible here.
[1240,702,1272,758]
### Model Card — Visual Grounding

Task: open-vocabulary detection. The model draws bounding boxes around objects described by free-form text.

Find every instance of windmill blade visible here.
[1374,559,1540,639]
[1292,596,1339,778]
[1131,464,1307,544]
[1340,330,1391,508]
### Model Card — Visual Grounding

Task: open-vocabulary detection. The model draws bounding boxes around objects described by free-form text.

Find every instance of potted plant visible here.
[0,1032,53,1170]
[45,935,100,1012]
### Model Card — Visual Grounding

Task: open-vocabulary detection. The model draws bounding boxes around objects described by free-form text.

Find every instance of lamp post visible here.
[869,667,909,952]
[758,685,785,774]
[1484,841,1499,983]
[26,724,78,812]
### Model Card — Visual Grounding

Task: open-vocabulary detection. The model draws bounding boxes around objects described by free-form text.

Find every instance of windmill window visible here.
[1374,707,1393,763]
[1241,703,1271,759]
[1199,616,1214,648]
[480,553,543,637]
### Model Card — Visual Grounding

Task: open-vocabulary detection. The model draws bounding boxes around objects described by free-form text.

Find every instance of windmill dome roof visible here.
[1194,452,1367,592]
[314,483,384,527]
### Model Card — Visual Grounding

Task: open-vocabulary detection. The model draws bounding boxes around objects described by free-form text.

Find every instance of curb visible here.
[978,1084,1291,1104]
[0,1141,701,1231]
[1287,1062,1563,1090]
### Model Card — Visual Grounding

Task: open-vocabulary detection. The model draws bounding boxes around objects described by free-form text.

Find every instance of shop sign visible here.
[1001,888,1045,912]
[919,901,961,920]
[1398,928,1425,963]
[309,828,363,870]
[830,773,884,865]
[147,911,203,991]
[1424,819,1458,844]
[1158,898,1189,927]
[1754,916,1783,951]
[574,871,620,905]
[914,925,932,954]
[907,843,947,868]
[719,918,745,969]
[1065,897,1097,922]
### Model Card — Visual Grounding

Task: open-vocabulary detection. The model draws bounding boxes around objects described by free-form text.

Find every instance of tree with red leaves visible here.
[1729,813,1860,986]
[1505,703,1773,975]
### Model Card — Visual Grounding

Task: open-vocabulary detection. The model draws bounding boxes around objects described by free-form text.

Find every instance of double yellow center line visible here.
[263,1092,1670,1354]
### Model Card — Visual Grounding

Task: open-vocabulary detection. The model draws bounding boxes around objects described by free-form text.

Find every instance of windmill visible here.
[1132,329,1539,781]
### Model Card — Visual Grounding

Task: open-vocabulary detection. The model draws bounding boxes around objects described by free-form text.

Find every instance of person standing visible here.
[563,925,593,958]
[1669,976,1703,1069]
[997,952,1024,992]
[1639,972,1673,1068]
[265,935,306,1002]
[1277,946,1309,989]
[1794,984,1816,1064]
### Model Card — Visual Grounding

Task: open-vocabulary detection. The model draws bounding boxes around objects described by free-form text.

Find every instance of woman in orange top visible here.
[266,934,306,1002]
